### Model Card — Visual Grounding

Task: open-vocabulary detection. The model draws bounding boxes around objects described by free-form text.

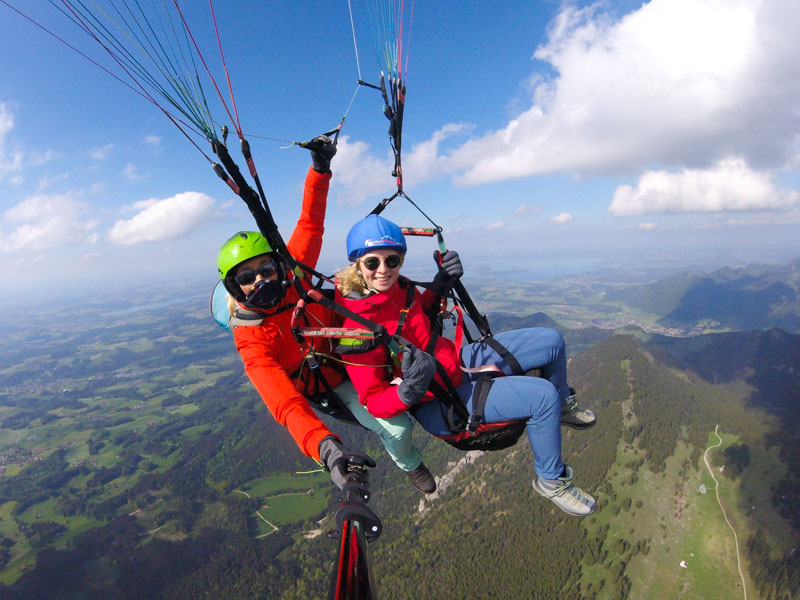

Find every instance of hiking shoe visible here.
[532,465,597,516]
[406,462,436,494]
[561,388,596,430]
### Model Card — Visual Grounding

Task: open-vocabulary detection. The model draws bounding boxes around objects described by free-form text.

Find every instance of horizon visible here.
[1,242,797,309]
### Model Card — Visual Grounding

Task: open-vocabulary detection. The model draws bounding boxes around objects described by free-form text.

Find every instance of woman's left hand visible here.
[432,250,463,292]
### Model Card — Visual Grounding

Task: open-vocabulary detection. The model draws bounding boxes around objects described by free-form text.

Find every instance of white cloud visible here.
[28,150,58,167]
[447,0,800,184]
[404,123,472,183]
[638,222,656,230]
[330,136,392,207]
[333,124,471,207]
[550,212,573,224]
[142,134,162,147]
[38,172,69,190]
[89,144,114,160]
[107,191,217,245]
[512,203,543,218]
[0,194,99,252]
[0,103,13,139]
[486,221,505,230]
[88,182,105,195]
[122,163,144,182]
[0,103,23,180]
[10,254,45,268]
[609,157,800,216]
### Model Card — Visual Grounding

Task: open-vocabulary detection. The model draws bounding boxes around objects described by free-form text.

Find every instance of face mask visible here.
[244,279,286,309]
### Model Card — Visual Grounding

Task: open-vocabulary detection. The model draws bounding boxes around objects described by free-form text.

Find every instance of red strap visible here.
[453,305,464,350]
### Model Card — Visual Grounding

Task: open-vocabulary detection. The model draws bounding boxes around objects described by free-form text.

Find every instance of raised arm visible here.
[286,136,336,268]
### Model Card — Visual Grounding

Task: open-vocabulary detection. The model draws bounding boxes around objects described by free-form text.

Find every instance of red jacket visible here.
[335,278,463,418]
[233,167,344,461]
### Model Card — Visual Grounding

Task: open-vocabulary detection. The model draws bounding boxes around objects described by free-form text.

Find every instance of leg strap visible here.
[468,375,495,432]
[485,336,524,375]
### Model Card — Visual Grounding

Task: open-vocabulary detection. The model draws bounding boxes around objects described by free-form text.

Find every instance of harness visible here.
[334,277,530,452]
[420,285,530,452]
[212,256,534,451]
[209,280,366,428]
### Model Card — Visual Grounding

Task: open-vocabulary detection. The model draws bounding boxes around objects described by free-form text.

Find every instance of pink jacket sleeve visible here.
[344,346,433,419]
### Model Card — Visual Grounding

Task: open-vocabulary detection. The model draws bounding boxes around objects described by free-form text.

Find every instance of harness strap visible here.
[305,289,392,342]
[469,376,495,431]
[427,357,471,431]
[289,353,363,428]
[393,282,416,339]
[452,305,464,351]
[484,336,524,375]
[229,303,293,328]
[452,280,492,339]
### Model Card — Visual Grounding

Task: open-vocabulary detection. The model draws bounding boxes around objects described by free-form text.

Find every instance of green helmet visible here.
[217,231,272,280]
[218,231,281,304]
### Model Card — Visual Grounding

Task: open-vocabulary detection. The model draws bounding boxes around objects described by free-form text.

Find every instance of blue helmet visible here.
[346,214,407,262]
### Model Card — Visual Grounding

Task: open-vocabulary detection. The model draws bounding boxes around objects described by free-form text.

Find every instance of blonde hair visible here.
[226,292,239,317]
[335,262,369,297]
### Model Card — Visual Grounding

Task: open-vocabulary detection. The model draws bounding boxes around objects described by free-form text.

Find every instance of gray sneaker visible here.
[532,465,597,516]
[561,389,596,429]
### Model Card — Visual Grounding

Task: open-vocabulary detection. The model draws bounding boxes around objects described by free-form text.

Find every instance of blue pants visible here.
[412,328,567,479]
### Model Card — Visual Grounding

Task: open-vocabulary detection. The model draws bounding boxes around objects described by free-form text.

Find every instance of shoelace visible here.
[540,479,573,498]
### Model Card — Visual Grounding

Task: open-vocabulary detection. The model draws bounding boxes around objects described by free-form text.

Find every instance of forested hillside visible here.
[270,335,799,599]
[1,295,797,598]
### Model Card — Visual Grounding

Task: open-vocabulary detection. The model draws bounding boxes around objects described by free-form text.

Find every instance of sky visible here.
[1,0,799,302]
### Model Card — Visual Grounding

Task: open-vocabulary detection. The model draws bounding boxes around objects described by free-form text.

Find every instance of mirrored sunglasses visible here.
[361,254,403,271]
[234,262,278,285]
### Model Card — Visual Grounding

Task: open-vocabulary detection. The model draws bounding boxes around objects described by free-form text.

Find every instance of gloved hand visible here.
[318,436,376,489]
[304,134,337,173]
[431,250,464,294]
[397,345,437,407]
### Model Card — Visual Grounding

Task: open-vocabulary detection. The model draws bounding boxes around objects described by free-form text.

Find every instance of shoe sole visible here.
[561,419,597,430]
[551,502,597,517]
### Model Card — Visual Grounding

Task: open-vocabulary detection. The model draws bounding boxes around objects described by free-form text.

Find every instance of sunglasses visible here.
[234,262,278,286]
[361,254,403,271]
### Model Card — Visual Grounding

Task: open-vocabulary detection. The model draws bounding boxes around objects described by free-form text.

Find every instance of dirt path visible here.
[233,489,279,537]
[703,425,747,600]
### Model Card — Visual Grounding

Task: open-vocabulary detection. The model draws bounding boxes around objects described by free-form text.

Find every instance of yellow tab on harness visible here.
[338,337,370,351]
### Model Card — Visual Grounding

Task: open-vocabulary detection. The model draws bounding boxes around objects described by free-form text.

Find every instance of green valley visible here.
[0,278,797,599]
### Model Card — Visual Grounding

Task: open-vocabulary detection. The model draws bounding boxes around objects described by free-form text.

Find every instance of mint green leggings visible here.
[335,380,422,472]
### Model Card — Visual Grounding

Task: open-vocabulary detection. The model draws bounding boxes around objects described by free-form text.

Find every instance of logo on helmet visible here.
[364,235,401,247]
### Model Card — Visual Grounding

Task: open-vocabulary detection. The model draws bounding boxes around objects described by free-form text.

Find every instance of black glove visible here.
[397,345,437,407]
[304,134,337,173]
[318,436,376,489]
[431,250,464,294]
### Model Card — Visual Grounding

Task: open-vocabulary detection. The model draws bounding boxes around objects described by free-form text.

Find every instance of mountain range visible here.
[604,256,800,332]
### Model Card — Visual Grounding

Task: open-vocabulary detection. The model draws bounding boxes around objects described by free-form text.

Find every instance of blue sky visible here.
[1,0,799,301]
